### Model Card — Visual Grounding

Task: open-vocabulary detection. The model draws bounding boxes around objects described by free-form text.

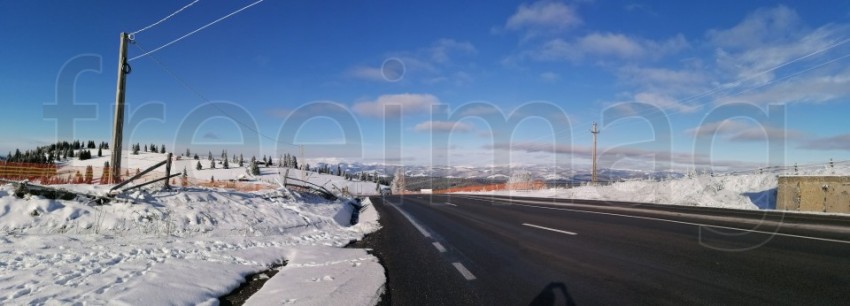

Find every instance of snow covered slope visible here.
[0,183,383,304]
[466,160,850,211]
[65,150,383,195]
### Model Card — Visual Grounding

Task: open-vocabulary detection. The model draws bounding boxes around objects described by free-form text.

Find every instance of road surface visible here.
[358,194,850,305]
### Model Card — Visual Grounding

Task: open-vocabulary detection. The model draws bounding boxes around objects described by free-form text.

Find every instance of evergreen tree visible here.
[193,153,199,160]
[144,144,148,152]
[223,156,230,169]
[185,148,191,157]
[160,145,166,154]
[208,151,213,161]
[97,147,102,157]
[210,159,216,169]
[250,160,261,175]
[196,161,202,170]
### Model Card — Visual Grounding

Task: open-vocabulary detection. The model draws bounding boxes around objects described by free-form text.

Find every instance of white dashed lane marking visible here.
[452,262,477,281]
[522,223,578,236]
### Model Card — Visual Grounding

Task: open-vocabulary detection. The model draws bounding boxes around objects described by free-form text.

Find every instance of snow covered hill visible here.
[465,160,850,211]
[65,150,384,195]
[0,152,386,304]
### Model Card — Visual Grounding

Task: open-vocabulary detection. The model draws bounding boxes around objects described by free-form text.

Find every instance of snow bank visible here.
[470,160,850,210]
[0,184,383,305]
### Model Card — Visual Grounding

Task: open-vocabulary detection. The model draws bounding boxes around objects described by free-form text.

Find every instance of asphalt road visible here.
[361,194,850,306]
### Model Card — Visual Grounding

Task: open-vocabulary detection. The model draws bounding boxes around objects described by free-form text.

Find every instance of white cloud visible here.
[714,67,850,106]
[707,5,802,49]
[504,1,581,36]
[633,92,701,113]
[686,119,805,142]
[414,120,474,133]
[430,39,477,64]
[617,66,708,95]
[345,66,385,81]
[458,105,501,116]
[686,119,751,137]
[799,133,850,151]
[352,93,441,117]
[707,5,850,89]
[345,38,476,84]
[530,33,688,62]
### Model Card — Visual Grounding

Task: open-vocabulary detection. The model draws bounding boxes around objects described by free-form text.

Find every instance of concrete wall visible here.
[777,176,850,213]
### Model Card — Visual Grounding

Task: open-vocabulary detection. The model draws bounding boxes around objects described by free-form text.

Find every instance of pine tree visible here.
[223,157,229,169]
[97,147,102,157]
[193,153,199,160]
[144,144,148,152]
[250,160,261,175]
[208,151,213,161]
[196,161,202,170]
[160,145,166,153]
[186,148,191,157]
[210,159,216,169]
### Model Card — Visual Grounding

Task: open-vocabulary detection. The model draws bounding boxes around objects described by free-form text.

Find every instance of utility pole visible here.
[591,122,599,185]
[110,32,130,183]
[299,145,305,179]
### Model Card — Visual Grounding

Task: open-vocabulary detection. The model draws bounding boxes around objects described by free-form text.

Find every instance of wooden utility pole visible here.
[299,144,305,179]
[110,32,130,184]
[164,153,173,190]
[591,122,599,184]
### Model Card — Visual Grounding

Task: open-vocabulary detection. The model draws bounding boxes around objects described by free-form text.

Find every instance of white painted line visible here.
[452,262,477,280]
[432,242,447,253]
[445,202,458,207]
[516,203,850,245]
[386,200,431,238]
[522,223,577,236]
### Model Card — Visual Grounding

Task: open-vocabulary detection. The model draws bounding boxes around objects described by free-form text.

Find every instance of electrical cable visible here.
[130,0,201,37]
[129,0,264,62]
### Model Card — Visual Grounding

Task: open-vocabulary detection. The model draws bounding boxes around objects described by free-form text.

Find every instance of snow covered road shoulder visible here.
[0,185,383,305]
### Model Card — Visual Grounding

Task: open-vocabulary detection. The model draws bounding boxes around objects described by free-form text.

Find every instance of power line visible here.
[129,0,265,62]
[130,0,201,37]
[132,42,299,149]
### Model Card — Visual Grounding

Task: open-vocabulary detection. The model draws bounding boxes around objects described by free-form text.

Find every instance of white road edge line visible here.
[522,223,578,236]
[452,262,477,280]
[386,200,432,238]
[445,202,458,207]
[516,203,850,245]
[433,242,447,253]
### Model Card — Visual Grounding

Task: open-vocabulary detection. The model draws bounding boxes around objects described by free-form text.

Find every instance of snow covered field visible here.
[466,160,850,211]
[0,180,383,304]
[66,150,384,196]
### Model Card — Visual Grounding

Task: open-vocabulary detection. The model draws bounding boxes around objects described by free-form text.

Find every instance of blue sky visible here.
[3,0,850,170]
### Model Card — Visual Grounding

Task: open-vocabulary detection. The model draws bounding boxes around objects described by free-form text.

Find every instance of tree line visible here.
[4,140,108,164]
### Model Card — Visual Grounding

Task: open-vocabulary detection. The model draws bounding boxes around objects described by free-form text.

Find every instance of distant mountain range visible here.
[313,162,684,185]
